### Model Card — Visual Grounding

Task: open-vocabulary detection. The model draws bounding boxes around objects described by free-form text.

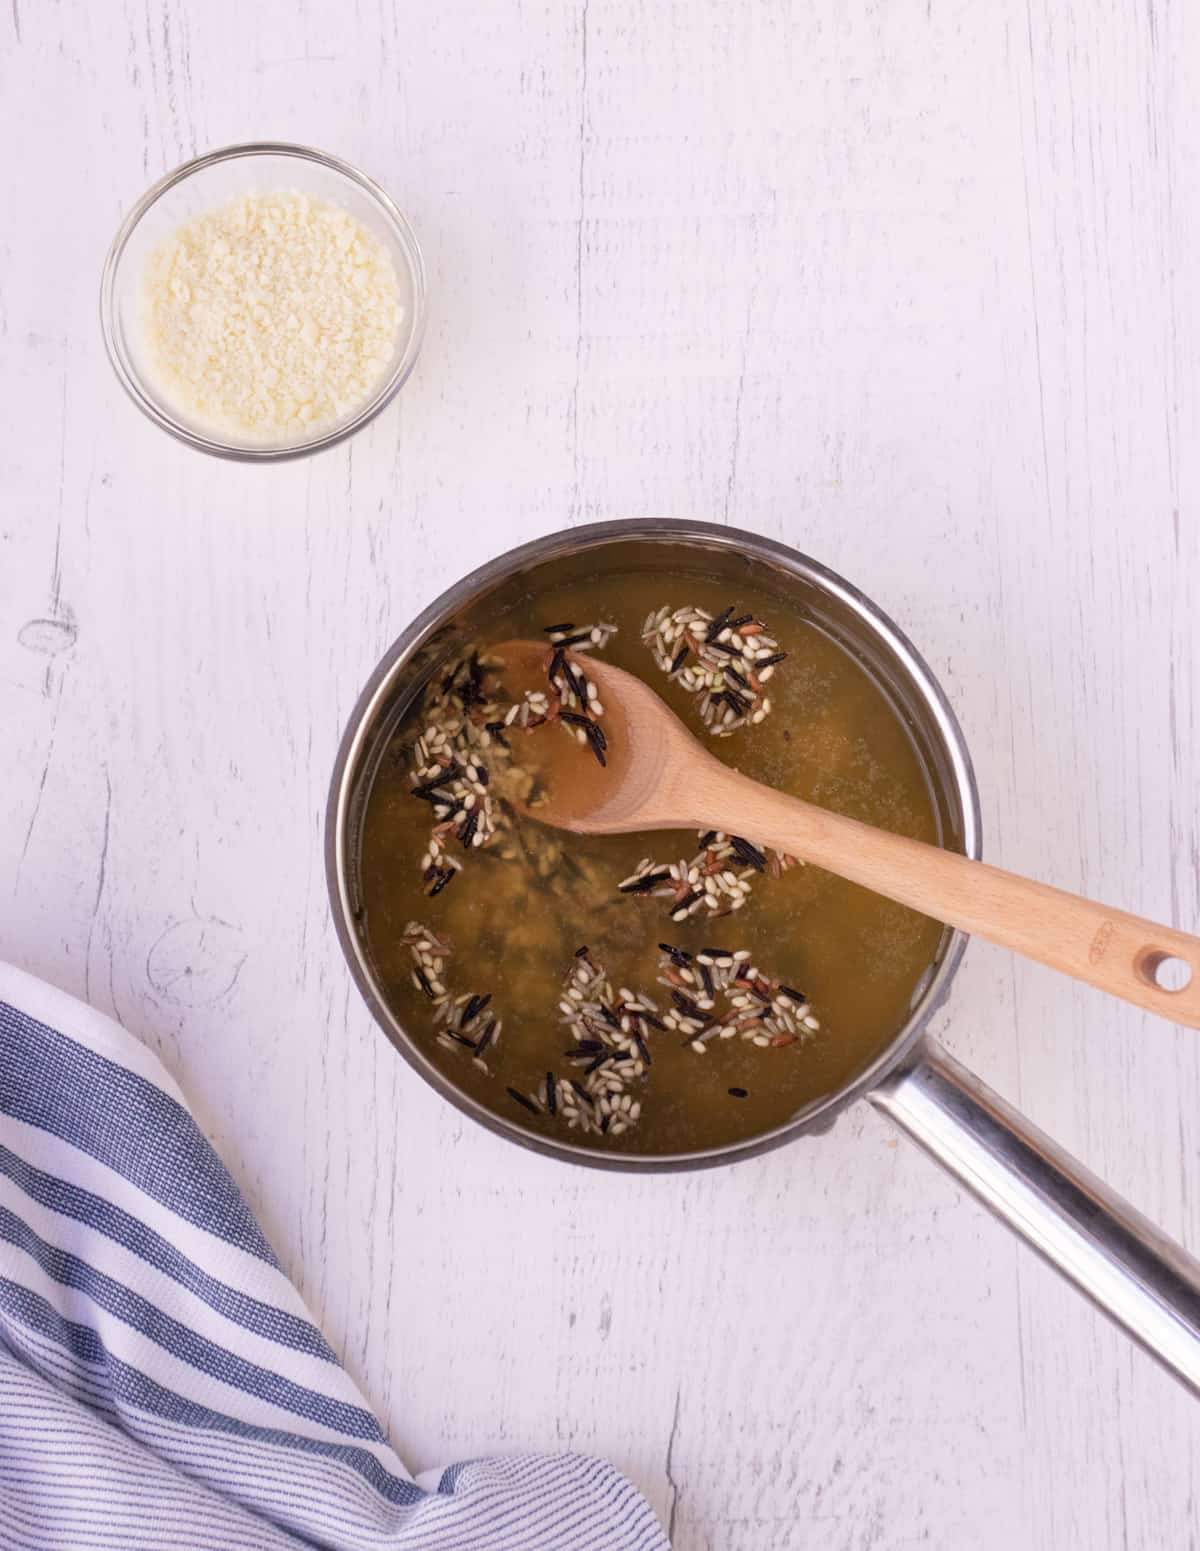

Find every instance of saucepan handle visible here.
[869,1040,1200,1395]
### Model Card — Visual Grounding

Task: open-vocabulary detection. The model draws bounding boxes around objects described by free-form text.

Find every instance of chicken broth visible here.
[356,568,945,1155]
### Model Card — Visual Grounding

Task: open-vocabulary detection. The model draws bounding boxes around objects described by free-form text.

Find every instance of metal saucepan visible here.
[326,519,1200,1392]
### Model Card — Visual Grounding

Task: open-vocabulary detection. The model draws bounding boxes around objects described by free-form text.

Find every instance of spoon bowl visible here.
[491,638,726,833]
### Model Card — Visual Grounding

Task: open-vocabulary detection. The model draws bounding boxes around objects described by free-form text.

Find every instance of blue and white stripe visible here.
[0,963,668,1551]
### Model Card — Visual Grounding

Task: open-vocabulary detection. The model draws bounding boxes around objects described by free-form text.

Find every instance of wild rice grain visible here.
[644,603,786,736]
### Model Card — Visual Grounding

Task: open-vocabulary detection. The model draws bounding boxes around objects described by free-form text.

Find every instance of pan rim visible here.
[325,518,983,1172]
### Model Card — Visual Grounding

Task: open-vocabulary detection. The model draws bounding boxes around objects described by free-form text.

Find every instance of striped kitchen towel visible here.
[0,962,669,1551]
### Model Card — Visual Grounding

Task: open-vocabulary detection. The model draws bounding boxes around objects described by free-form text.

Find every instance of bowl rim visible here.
[325,519,984,1172]
[98,140,428,462]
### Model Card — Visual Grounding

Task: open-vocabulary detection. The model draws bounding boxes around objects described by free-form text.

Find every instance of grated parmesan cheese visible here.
[140,190,404,441]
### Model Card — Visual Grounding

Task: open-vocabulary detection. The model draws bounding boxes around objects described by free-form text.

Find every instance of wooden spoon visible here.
[494,639,1200,1028]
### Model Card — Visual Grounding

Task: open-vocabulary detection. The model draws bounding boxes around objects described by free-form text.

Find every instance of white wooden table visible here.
[3,4,1198,1546]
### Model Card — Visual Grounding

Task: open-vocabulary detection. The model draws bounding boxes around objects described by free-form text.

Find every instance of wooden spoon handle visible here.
[707,774,1200,1029]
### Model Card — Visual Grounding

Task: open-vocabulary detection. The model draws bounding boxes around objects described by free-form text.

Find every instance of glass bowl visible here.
[99,142,427,461]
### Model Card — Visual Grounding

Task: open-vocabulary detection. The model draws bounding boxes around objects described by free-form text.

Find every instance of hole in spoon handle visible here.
[1136,949,1195,995]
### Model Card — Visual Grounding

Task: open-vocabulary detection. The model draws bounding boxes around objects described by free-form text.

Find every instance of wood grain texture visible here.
[2,2,1198,1546]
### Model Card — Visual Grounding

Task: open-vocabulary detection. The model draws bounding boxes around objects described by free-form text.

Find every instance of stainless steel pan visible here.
[326,520,1200,1393]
